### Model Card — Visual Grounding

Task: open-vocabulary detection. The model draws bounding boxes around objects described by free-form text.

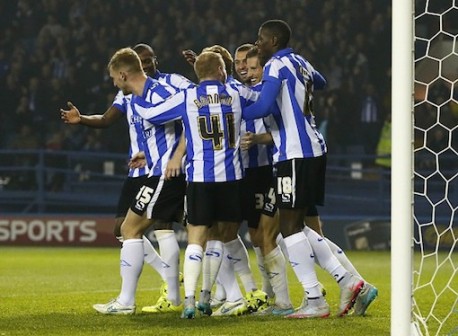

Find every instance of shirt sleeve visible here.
[242,79,281,120]
[133,91,185,125]
[112,91,127,113]
[312,69,327,90]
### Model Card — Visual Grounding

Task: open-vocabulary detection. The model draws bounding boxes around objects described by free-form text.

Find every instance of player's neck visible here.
[130,74,148,96]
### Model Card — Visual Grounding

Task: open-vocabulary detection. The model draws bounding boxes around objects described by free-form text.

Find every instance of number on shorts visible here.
[277,177,292,194]
[135,186,154,204]
[254,193,264,210]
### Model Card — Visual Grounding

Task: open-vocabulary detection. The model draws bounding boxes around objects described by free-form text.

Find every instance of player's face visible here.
[137,49,157,77]
[246,56,263,86]
[234,50,249,83]
[255,27,274,62]
[109,67,131,95]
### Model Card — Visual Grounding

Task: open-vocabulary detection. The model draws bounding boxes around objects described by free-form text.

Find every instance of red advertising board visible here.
[0,215,119,247]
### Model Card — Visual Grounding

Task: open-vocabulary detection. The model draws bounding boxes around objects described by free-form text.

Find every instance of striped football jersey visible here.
[262,48,327,163]
[134,80,257,182]
[112,73,193,177]
[240,82,272,169]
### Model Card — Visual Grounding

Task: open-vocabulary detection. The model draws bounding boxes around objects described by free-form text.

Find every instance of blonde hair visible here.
[202,45,233,76]
[107,47,143,74]
[194,51,224,80]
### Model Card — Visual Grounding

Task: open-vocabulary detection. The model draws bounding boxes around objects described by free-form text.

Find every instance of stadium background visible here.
[0,1,452,251]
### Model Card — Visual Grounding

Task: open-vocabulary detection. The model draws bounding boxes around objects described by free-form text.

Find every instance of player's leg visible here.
[142,175,186,313]
[182,223,207,318]
[115,176,167,281]
[93,209,151,315]
[207,222,246,315]
[254,185,293,315]
[210,223,249,317]
[247,226,272,310]
[275,158,330,319]
[197,181,245,316]
[302,224,364,316]
[198,224,224,316]
[181,181,213,318]
[235,166,269,311]
[250,227,273,297]
[305,210,378,316]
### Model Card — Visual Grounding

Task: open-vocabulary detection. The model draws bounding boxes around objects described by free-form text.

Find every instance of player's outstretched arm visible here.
[60,102,122,128]
[60,101,82,124]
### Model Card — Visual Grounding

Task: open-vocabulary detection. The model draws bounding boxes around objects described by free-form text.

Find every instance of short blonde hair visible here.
[202,45,233,76]
[107,47,143,73]
[194,51,224,80]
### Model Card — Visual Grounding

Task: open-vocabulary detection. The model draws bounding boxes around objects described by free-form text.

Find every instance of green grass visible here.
[0,248,455,335]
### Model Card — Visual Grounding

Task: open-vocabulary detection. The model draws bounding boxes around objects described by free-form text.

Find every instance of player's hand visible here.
[241,132,256,150]
[164,156,182,180]
[60,101,81,124]
[182,49,197,66]
[129,151,147,169]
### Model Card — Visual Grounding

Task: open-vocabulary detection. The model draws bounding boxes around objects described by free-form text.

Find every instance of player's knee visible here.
[113,217,124,238]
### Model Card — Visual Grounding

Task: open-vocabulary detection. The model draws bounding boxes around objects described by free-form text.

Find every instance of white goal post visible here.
[391,0,414,334]
[393,1,458,335]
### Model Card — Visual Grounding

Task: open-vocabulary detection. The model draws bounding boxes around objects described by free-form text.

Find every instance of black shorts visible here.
[241,165,273,228]
[130,175,186,222]
[275,156,326,209]
[186,180,242,226]
[116,175,149,218]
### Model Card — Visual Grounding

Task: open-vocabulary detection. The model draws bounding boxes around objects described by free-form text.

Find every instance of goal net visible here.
[412,1,458,335]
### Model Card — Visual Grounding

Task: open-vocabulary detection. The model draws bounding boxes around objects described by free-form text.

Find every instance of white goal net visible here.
[413,1,458,335]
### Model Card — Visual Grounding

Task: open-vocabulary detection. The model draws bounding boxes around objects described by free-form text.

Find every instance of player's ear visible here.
[271,36,278,47]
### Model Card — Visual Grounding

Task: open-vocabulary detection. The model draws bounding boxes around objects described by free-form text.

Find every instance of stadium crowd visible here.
[0,0,392,157]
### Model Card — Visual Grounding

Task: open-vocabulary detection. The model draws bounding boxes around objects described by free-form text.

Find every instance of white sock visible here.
[264,246,291,307]
[142,236,165,280]
[183,244,203,298]
[325,237,363,278]
[201,240,223,292]
[253,246,274,298]
[214,276,227,301]
[276,233,289,259]
[118,238,144,306]
[303,226,347,282]
[155,230,181,305]
[225,236,257,293]
[283,232,321,299]
[217,245,243,302]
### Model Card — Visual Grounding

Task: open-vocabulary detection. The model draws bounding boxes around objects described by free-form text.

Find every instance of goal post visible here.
[391,0,415,335]
[393,1,458,335]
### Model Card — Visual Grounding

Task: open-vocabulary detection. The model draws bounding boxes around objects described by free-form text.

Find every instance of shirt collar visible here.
[272,47,294,58]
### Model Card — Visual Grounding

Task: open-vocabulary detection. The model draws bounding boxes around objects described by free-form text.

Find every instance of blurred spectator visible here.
[375,113,391,170]
[8,124,39,190]
[0,0,392,156]
[359,83,384,158]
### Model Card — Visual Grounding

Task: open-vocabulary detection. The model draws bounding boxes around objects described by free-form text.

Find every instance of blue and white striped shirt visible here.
[243,48,327,163]
[134,80,257,182]
[112,72,193,177]
[240,82,272,169]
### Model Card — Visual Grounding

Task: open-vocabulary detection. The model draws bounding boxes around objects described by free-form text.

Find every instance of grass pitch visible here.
[0,247,455,335]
